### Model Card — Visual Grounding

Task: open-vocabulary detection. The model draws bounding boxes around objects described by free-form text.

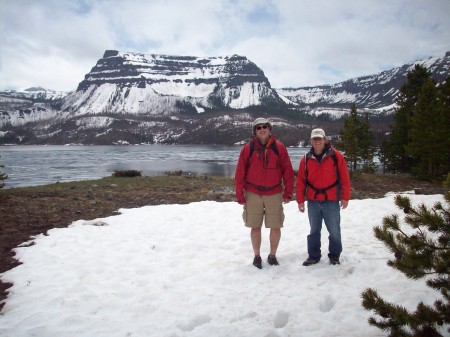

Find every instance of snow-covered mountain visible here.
[276,51,450,115]
[0,50,449,145]
[0,87,69,126]
[61,50,282,116]
[1,87,69,101]
[0,51,282,128]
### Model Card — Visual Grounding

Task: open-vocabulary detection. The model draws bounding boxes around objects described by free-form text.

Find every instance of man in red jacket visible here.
[235,117,294,269]
[296,128,351,266]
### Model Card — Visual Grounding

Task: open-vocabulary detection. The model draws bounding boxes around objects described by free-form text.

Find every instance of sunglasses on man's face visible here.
[256,125,268,131]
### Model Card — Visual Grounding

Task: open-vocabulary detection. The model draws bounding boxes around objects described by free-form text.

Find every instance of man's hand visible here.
[341,200,349,209]
[283,198,291,204]
[298,202,305,213]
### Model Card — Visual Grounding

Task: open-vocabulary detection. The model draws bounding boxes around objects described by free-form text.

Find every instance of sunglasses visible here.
[256,125,268,131]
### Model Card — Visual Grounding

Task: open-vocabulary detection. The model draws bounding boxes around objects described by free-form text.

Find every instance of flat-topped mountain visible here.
[61,50,282,116]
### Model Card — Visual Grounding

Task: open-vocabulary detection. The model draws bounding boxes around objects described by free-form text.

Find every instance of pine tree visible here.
[437,76,450,178]
[379,138,393,174]
[338,103,376,173]
[0,155,7,189]
[406,79,449,179]
[361,175,450,336]
[382,65,432,173]
[358,111,377,173]
[338,103,361,172]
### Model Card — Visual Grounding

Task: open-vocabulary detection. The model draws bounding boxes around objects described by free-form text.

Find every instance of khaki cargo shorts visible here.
[242,191,285,229]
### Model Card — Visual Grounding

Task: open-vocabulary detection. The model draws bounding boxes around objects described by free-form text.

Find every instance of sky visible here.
[0,193,446,336]
[1,0,450,91]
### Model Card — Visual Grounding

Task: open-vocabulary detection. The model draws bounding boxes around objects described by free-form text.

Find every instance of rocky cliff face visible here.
[61,50,282,116]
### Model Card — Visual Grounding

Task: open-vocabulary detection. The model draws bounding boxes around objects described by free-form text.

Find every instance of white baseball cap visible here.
[311,128,326,139]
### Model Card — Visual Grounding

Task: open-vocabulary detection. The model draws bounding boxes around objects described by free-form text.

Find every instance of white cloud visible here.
[1,0,449,91]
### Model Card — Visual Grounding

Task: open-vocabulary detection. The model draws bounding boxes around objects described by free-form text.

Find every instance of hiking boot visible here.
[329,255,340,265]
[302,257,319,266]
[253,256,262,269]
[267,254,279,266]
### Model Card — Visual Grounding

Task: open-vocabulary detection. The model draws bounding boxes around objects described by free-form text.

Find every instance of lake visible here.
[0,145,309,188]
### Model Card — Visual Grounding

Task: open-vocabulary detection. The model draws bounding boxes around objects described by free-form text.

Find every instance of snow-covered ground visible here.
[0,193,446,337]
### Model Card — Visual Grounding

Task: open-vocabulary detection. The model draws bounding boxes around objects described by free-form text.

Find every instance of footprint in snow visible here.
[273,310,289,328]
[178,314,212,332]
[319,295,336,312]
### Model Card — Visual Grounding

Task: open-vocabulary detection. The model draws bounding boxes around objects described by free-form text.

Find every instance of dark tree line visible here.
[379,65,450,180]
[337,65,449,181]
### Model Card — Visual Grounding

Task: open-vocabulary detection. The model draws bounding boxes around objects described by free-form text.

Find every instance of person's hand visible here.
[298,202,305,213]
[283,198,291,204]
[341,200,349,209]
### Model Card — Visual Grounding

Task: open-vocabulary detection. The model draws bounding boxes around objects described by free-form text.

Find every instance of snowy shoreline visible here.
[0,194,446,337]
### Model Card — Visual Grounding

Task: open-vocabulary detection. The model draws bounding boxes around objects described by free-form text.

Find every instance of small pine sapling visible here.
[361,174,450,336]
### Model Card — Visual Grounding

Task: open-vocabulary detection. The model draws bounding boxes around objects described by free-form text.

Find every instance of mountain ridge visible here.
[0,50,448,145]
[276,51,450,113]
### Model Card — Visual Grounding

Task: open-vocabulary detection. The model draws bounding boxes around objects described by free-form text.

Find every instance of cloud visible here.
[1,0,449,91]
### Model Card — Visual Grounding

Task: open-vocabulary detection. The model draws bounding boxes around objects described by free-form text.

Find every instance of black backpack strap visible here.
[249,140,255,159]
[246,181,282,191]
[304,152,312,177]
[306,180,339,200]
[246,140,255,169]
[270,140,279,156]
[331,149,341,198]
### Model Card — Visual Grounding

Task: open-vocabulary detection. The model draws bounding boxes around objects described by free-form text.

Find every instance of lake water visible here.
[0,145,309,188]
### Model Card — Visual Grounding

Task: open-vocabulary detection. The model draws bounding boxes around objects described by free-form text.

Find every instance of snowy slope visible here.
[61,50,282,116]
[277,51,450,111]
[0,88,69,126]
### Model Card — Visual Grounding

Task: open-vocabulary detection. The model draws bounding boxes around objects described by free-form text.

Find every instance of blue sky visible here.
[1,0,449,91]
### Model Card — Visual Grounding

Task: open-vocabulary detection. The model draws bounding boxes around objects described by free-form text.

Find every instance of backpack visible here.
[304,149,340,200]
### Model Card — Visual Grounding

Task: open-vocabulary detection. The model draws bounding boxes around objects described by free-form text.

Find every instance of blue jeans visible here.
[306,200,342,260]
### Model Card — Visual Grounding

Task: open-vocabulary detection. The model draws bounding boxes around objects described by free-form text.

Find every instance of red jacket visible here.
[296,145,351,203]
[235,135,294,204]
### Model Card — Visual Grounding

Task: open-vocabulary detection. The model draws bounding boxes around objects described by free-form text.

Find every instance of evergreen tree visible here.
[358,112,377,173]
[438,76,450,177]
[361,176,450,336]
[338,103,376,173]
[382,65,432,173]
[0,155,7,189]
[406,79,449,179]
[338,103,361,172]
[440,76,450,109]
[379,138,393,174]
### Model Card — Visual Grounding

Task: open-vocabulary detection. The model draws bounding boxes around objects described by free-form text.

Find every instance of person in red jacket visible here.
[235,117,294,269]
[296,128,351,266]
